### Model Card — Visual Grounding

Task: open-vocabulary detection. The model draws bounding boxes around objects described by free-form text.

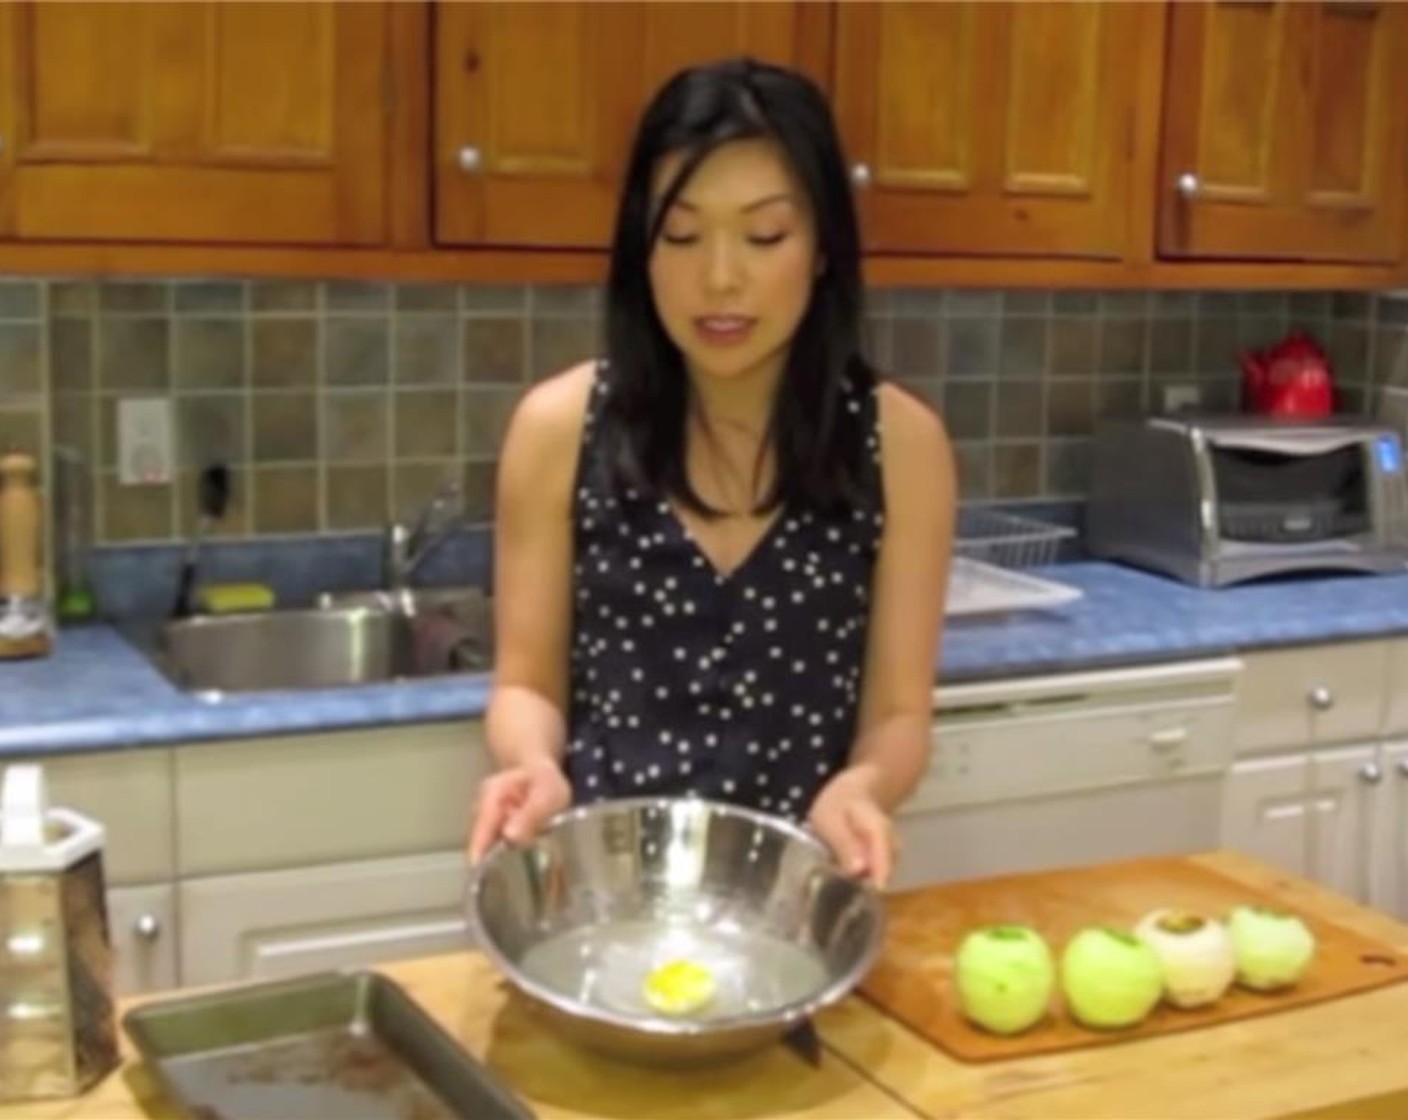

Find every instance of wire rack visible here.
[953,507,1074,570]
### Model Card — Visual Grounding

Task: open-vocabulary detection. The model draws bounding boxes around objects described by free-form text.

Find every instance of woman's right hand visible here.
[468,758,572,864]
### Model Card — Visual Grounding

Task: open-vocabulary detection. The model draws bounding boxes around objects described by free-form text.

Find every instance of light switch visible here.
[117,398,174,486]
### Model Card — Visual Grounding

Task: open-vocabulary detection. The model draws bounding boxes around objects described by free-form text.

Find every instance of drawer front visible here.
[176,721,488,876]
[1386,641,1408,737]
[904,698,1235,815]
[1234,642,1388,754]
[34,749,175,884]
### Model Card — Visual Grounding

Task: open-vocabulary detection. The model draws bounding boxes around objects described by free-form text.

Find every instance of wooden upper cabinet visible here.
[832,1,1145,260]
[1159,1,1408,264]
[434,2,823,249]
[0,1,391,246]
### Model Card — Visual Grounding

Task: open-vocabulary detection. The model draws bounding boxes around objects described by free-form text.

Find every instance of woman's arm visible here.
[469,362,595,859]
[807,381,957,883]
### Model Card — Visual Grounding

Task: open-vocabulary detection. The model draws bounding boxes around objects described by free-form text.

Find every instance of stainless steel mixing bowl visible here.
[465,797,884,1066]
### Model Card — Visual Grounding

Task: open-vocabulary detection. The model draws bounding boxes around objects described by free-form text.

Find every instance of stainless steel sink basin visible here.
[134,586,492,696]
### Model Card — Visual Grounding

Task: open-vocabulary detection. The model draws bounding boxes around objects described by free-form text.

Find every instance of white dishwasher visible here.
[893,656,1243,890]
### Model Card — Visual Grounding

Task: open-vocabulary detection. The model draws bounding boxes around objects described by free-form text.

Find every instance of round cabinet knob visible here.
[1397,758,1408,779]
[1308,686,1335,711]
[457,146,482,174]
[1176,172,1199,197]
[850,163,872,189]
[134,914,161,941]
[1360,762,1383,785]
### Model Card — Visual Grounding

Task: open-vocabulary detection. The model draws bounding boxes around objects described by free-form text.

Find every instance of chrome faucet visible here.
[384,477,466,594]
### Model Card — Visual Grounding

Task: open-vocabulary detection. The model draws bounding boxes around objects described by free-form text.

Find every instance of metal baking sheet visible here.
[123,969,534,1120]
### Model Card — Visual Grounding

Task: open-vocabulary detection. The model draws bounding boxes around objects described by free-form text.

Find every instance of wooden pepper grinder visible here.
[0,453,52,659]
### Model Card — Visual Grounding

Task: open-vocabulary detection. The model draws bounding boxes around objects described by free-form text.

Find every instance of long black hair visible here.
[598,56,876,519]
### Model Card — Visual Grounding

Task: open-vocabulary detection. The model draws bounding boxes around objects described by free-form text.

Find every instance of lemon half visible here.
[642,958,717,1017]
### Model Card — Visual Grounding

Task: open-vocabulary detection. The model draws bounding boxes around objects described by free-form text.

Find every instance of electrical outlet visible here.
[1161,383,1202,414]
[117,397,174,486]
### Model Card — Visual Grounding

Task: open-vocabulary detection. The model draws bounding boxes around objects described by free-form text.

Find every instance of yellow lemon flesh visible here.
[642,958,717,1017]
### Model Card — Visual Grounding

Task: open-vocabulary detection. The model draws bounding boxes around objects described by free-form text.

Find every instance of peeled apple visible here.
[953,924,1055,1035]
[1060,926,1164,1030]
[1228,906,1317,991]
[1134,909,1236,1009]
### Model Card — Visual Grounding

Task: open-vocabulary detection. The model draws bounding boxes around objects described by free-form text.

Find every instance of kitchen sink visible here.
[129,586,492,697]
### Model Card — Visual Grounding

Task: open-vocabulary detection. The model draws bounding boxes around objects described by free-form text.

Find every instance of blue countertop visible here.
[5,561,1408,757]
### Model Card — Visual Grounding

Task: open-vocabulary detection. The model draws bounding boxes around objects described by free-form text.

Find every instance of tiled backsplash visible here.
[1375,297,1408,434]
[865,287,1391,500]
[45,279,599,545]
[1,277,1406,570]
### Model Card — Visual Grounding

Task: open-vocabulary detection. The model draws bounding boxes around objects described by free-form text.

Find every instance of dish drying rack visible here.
[946,508,1082,617]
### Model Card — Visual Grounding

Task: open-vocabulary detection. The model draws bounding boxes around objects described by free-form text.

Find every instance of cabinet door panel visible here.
[1221,755,1311,878]
[1,1,389,245]
[1159,0,1408,262]
[435,2,641,249]
[1308,745,1380,904]
[108,883,178,997]
[434,1,818,249]
[637,3,804,98]
[834,1,1142,259]
[1373,741,1408,920]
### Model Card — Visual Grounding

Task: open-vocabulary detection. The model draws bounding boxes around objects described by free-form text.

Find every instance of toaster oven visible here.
[1087,416,1408,587]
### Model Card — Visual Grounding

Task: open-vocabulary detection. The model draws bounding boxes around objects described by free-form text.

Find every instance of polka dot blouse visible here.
[564,368,885,822]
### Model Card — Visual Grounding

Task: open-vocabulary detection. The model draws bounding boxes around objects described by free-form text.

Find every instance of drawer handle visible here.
[1360,762,1383,785]
[1398,758,1408,779]
[1308,686,1335,712]
[134,914,161,941]
[1148,727,1189,750]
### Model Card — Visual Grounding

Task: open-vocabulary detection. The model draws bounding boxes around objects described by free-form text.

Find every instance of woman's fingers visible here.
[502,773,565,844]
[845,801,897,889]
[467,772,527,863]
[825,808,870,878]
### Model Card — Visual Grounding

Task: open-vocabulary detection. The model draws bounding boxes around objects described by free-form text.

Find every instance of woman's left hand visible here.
[806,767,898,889]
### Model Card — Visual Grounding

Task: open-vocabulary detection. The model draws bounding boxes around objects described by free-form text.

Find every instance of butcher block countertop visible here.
[7,851,1408,1120]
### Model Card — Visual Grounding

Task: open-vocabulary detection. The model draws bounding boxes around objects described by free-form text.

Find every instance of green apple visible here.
[1227,905,1316,991]
[1061,926,1164,1030]
[953,924,1055,1035]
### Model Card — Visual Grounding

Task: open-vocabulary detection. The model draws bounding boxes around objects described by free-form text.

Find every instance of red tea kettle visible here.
[1240,330,1335,418]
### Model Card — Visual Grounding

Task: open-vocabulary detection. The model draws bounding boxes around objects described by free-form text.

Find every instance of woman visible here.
[468,57,956,887]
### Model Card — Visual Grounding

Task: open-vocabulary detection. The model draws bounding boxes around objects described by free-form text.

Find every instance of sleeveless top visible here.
[564,367,885,822]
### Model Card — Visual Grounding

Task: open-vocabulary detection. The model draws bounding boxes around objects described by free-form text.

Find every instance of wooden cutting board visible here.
[859,855,1408,1063]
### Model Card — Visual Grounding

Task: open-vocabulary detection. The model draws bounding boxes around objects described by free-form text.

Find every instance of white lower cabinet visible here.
[895,775,1225,890]
[1369,741,1408,920]
[177,850,474,987]
[107,883,178,997]
[1221,744,1383,906]
[899,657,1242,890]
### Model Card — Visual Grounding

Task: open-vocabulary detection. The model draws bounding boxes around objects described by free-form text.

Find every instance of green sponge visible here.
[196,583,276,614]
